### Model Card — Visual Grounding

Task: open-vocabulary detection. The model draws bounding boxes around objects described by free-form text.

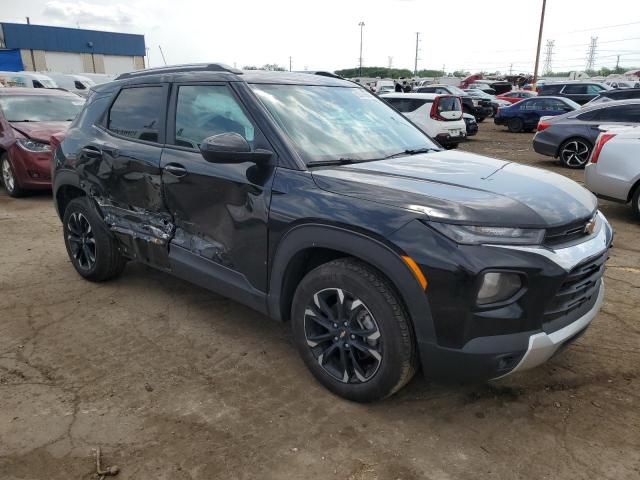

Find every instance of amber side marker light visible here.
[401,256,428,290]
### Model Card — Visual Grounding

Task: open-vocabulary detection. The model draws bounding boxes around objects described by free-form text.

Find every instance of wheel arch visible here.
[267,224,436,343]
[628,176,640,203]
[53,171,85,220]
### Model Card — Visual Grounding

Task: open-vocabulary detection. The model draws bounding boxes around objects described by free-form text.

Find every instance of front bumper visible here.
[498,281,604,378]
[8,143,53,189]
[390,211,613,383]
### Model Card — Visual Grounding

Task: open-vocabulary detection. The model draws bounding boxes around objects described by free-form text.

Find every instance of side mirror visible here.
[199,132,272,164]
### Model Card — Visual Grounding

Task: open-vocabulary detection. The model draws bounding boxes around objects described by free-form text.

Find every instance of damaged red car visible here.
[0,88,84,197]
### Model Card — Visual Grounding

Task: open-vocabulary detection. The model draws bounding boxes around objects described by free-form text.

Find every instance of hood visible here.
[312,150,597,227]
[11,121,71,143]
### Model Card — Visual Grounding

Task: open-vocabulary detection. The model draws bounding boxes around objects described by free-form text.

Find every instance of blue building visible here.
[0,22,145,74]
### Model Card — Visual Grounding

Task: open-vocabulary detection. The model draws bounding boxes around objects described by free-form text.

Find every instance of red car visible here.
[0,88,84,197]
[496,91,537,104]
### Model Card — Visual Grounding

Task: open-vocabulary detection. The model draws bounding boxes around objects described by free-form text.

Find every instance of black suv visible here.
[414,84,493,121]
[52,64,612,402]
[538,82,611,105]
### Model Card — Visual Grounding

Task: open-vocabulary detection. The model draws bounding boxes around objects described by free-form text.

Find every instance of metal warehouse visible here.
[0,22,145,74]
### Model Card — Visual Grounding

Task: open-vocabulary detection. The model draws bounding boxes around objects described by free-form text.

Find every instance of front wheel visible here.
[291,258,417,402]
[63,197,127,282]
[1,154,26,198]
[632,187,640,219]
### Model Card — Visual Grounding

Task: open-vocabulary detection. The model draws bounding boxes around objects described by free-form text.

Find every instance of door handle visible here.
[163,163,187,177]
[80,145,102,158]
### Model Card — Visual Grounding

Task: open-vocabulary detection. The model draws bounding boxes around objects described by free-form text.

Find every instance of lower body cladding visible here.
[389,212,613,383]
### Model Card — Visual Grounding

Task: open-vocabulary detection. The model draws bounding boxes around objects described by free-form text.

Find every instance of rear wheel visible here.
[291,258,417,402]
[1,154,26,198]
[63,197,127,281]
[507,117,524,133]
[559,138,592,169]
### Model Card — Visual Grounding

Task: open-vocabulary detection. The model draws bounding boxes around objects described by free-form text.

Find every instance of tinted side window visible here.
[600,105,640,122]
[520,99,540,110]
[107,86,164,142]
[587,84,604,94]
[33,80,44,88]
[563,84,587,94]
[174,85,255,148]
[74,81,86,90]
[541,85,562,94]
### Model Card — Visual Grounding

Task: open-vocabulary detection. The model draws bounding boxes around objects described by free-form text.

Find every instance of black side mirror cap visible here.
[199,132,272,164]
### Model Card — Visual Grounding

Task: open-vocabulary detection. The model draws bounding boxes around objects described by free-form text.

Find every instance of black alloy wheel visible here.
[304,287,383,384]
[66,211,97,271]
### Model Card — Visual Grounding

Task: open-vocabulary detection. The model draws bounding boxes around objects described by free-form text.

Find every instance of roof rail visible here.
[116,63,242,80]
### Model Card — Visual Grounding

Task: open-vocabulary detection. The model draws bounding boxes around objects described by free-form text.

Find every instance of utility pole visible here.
[615,54,620,72]
[414,32,420,77]
[26,17,30,24]
[158,45,167,66]
[358,21,365,78]
[543,39,554,75]
[586,36,598,72]
[289,56,292,72]
[509,63,513,75]
[532,0,547,90]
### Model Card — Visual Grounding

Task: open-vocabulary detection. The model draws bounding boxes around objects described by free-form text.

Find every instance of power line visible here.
[565,20,640,34]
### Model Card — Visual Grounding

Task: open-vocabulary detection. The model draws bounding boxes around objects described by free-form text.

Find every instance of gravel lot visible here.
[1,122,639,480]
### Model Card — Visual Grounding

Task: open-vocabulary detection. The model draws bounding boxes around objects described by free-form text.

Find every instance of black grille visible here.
[544,217,593,246]
[543,251,607,331]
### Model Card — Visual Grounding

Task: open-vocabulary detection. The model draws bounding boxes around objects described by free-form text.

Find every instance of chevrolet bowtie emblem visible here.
[585,217,597,235]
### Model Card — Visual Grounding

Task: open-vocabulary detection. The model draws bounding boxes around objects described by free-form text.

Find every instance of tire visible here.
[507,117,524,133]
[559,138,592,169]
[444,143,458,150]
[632,186,640,220]
[1,153,26,198]
[476,116,486,123]
[62,197,126,282]
[291,258,417,402]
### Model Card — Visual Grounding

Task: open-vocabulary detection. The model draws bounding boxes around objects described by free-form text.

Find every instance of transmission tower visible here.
[586,36,598,71]
[542,40,554,75]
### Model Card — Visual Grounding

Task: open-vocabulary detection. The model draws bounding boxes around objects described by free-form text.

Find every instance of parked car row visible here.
[0,71,115,97]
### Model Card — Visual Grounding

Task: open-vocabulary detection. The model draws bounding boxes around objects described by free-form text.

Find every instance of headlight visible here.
[477,272,522,305]
[17,138,51,152]
[429,222,545,245]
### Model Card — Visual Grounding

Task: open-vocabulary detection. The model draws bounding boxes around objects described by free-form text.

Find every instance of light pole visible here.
[358,21,365,77]
[532,0,547,90]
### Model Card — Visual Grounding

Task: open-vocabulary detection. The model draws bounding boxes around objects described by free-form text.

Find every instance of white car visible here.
[0,71,58,89]
[45,73,95,97]
[381,93,466,148]
[585,125,640,218]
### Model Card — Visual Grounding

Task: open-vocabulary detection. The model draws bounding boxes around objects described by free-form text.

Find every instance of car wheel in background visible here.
[559,138,592,169]
[291,258,417,402]
[63,197,127,282]
[632,187,640,219]
[1,154,26,198]
[507,117,524,133]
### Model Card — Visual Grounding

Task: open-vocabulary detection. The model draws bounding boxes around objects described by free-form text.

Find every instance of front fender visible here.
[267,223,436,344]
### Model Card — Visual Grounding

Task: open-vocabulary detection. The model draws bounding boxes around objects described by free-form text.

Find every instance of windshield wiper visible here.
[307,158,360,168]
[383,147,438,160]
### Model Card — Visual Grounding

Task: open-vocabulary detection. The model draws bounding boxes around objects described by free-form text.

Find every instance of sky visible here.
[2,0,640,74]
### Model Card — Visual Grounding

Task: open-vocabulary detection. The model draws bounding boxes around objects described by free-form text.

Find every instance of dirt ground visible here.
[1,122,639,480]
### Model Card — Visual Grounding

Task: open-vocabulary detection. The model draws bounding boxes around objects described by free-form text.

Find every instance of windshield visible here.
[252,84,438,164]
[0,95,85,122]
